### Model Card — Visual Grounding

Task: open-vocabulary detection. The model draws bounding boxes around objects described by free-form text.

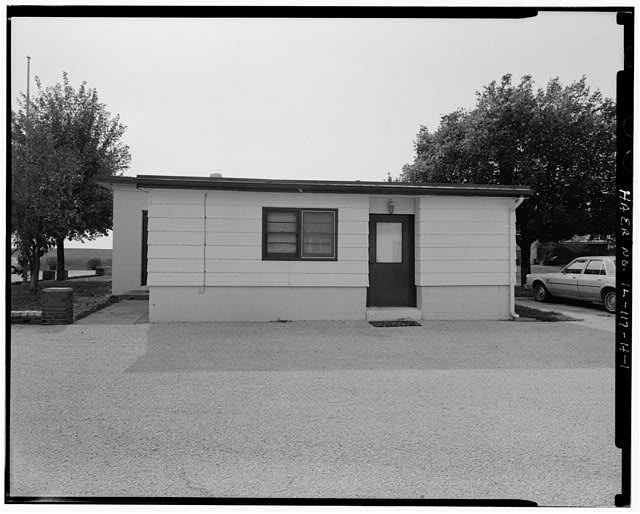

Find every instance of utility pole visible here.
[26,56,31,119]
[21,55,32,283]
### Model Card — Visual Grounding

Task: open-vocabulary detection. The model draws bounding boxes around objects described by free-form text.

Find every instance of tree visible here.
[11,110,82,290]
[12,72,131,281]
[400,74,616,284]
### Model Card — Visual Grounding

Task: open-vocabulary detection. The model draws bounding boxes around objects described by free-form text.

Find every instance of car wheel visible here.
[603,290,616,313]
[533,282,550,302]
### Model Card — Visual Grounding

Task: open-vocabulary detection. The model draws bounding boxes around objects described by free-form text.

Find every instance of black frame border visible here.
[6,5,633,508]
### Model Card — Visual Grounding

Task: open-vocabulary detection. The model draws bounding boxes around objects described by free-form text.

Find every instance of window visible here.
[605,258,616,275]
[264,209,298,258]
[263,208,337,260]
[564,259,587,274]
[376,222,402,263]
[584,260,606,275]
[302,210,336,258]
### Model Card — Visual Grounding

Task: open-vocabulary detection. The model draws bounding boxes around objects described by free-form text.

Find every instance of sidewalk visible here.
[75,299,148,325]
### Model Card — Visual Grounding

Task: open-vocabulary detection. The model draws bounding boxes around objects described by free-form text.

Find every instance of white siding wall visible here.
[369,195,415,214]
[415,196,514,287]
[139,186,519,321]
[112,185,149,295]
[146,189,370,288]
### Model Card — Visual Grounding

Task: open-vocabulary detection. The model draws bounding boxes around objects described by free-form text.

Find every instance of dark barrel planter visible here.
[42,270,55,280]
[41,287,74,324]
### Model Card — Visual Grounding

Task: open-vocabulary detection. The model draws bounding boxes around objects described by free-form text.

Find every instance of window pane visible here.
[565,260,587,274]
[605,259,616,274]
[267,233,297,244]
[376,222,402,263]
[265,210,298,256]
[302,211,335,257]
[584,260,604,275]
[266,242,297,254]
[303,211,334,232]
[267,211,297,233]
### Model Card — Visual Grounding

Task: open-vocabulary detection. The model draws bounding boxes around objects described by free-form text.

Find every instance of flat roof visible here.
[96,174,533,198]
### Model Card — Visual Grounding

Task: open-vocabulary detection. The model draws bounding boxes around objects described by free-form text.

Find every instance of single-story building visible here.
[97,175,531,322]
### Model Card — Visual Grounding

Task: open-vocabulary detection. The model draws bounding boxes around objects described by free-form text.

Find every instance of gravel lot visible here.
[9,319,618,505]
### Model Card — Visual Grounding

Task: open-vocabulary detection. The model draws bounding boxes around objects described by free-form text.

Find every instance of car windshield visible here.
[564,260,587,274]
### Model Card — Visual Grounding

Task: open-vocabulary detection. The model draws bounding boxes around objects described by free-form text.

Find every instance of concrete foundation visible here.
[150,286,367,322]
[150,285,512,322]
[417,285,511,320]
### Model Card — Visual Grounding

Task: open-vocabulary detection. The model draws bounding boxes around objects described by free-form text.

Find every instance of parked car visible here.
[525,256,616,313]
[10,255,22,275]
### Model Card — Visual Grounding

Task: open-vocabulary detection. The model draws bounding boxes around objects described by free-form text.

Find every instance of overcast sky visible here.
[10,11,623,247]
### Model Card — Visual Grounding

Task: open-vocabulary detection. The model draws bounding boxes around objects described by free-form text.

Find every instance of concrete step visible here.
[116,290,149,300]
[366,307,422,322]
[11,310,42,324]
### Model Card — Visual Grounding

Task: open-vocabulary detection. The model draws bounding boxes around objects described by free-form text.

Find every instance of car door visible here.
[577,259,605,301]
[546,258,587,299]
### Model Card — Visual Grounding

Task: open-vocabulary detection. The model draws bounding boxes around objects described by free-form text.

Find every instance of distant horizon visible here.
[52,233,113,250]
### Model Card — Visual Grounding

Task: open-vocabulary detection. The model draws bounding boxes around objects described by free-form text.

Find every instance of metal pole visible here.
[22,56,32,283]
[26,56,31,119]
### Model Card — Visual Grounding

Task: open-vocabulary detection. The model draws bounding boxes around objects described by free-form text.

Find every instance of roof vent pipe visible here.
[210,172,222,178]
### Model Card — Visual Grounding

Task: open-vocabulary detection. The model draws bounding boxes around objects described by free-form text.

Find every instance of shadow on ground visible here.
[126,320,613,373]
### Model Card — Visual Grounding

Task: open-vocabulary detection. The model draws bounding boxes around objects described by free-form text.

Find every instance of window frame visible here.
[141,210,148,286]
[262,207,338,261]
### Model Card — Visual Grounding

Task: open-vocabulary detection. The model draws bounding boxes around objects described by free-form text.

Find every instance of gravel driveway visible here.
[9,319,618,505]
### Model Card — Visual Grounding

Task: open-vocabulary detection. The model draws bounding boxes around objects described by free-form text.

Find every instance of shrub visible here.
[87,257,103,270]
[539,241,608,265]
[539,242,559,265]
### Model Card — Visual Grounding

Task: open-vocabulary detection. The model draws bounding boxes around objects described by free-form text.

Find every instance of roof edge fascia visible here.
[94,175,533,198]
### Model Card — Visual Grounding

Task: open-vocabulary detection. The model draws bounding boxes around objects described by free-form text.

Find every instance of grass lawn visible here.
[11,279,112,317]
[515,304,576,322]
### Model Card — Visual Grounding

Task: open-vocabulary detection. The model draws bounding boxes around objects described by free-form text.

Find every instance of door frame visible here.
[141,210,148,286]
[367,213,416,307]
